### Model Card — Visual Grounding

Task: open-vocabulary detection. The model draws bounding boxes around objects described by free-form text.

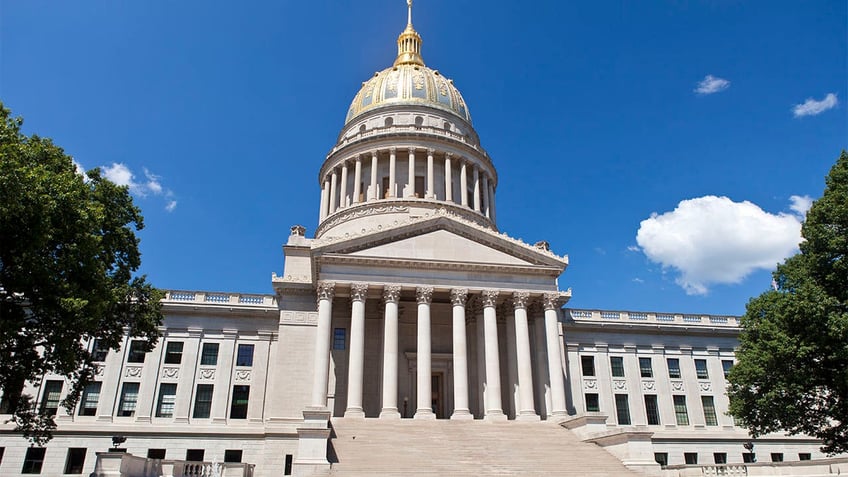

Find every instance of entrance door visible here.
[431,373,444,418]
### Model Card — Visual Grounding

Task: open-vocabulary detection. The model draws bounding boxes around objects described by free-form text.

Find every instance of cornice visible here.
[316,253,563,277]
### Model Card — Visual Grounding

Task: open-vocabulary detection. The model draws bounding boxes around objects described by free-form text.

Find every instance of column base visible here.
[450,410,474,420]
[516,411,541,421]
[344,408,365,419]
[484,410,508,422]
[413,410,436,420]
[379,408,401,419]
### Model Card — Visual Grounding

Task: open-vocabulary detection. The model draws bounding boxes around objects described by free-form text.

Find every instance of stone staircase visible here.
[327,417,640,476]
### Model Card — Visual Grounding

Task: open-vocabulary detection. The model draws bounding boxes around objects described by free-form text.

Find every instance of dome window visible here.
[415,116,424,127]
[384,117,394,127]
[359,124,366,134]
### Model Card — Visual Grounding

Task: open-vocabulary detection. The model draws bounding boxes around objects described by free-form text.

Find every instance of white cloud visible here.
[793,93,838,117]
[788,194,813,218]
[626,245,641,253]
[635,196,803,295]
[101,162,177,212]
[144,169,163,195]
[102,163,135,188]
[165,200,178,212]
[695,75,730,95]
[632,278,645,284]
[72,159,85,176]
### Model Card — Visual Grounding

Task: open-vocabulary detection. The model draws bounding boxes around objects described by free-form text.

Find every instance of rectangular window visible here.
[230,385,250,419]
[164,341,184,364]
[333,328,346,350]
[0,446,4,465]
[156,383,177,418]
[147,449,166,460]
[673,395,689,426]
[64,448,87,474]
[78,382,101,416]
[284,454,293,475]
[684,452,698,465]
[200,343,219,366]
[22,447,46,474]
[236,344,254,367]
[610,357,625,377]
[581,356,595,377]
[92,339,108,362]
[639,357,653,378]
[40,380,63,416]
[667,358,681,379]
[654,453,668,467]
[414,176,425,197]
[702,396,718,426]
[186,449,205,462]
[722,360,733,379]
[771,453,783,462]
[224,449,242,463]
[585,393,600,412]
[193,384,214,419]
[695,359,709,379]
[614,394,631,425]
[117,382,140,417]
[714,452,727,464]
[127,340,147,363]
[743,453,756,463]
[799,453,811,461]
[644,395,660,425]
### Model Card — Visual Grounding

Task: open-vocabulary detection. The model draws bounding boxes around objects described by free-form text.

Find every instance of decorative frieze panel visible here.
[94,364,105,377]
[612,379,627,391]
[162,367,180,380]
[280,311,318,326]
[583,379,598,391]
[642,380,656,392]
[125,366,143,378]
[234,370,251,382]
[699,381,712,392]
[670,380,684,392]
[198,368,215,381]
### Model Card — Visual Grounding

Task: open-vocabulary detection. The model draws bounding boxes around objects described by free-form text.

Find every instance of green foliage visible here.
[728,151,848,455]
[0,102,163,444]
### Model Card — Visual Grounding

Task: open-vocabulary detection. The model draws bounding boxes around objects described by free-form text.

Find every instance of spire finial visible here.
[407,0,413,25]
[394,0,424,66]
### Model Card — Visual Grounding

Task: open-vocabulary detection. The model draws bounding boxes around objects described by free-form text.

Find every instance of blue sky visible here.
[1,1,845,315]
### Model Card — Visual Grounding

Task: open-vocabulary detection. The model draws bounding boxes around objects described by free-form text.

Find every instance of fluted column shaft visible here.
[311,282,335,407]
[460,161,468,207]
[544,293,568,416]
[488,181,496,222]
[353,157,362,204]
[370,152,379,201]
[415,287,435,419]
[339,162,349,209]
[380,286,401,418]
[444,154,453,202]
[319,180,330,221]
[481,174,490,218]
[473,166,481,212]
[426,149,435,199]
[513,292,539,420]
[450,289,472,419]
[329,170,338,214]
[482,290,505,419]
[407,148,416,198]
[388,148,397,198]
[345,284,369,417]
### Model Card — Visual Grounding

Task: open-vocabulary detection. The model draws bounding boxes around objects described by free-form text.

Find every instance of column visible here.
[345,283,369,418]
[370,152,379,201]
[426,148,435,199]
[339,162,348,209]
[329,169,338,214]
[353,156,362,204]
[319,180,329,221]
[482,290,505,420]
[311,282,335,407]
[473,165,481,212]
[388,147,397,198]
[543,293,568,416]
[481,174,490,218]
[444,153,453,202]
[488,181,496,222]
[513,292,539,420]
[407,148,416,198]
[380,285,401,419]
[450,288,472,419]
[414,286,435,419]
[460,160,468,207]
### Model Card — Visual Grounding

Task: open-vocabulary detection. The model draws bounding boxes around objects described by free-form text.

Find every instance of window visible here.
[644,395,660,425]
[147,449,166,460]
[333,328,346,350]
[92,339,108,362]
[285,454,294,475]
[64,448,87,474]
[694,359,709,379]
[581,356,595,377]
[743,453,756,463]
[667,358,681,378]
[78,382,101,416]
[186,449,205,462]
[156,383,177,418]
[722,360,733,379]
[200,343,219,366]
[654,453,668,467]
[639,357,653,378]
[117,382,140,417]
[236,344,254,367]
[614,394,631,425]
[702,396,718,426]
[684,453,698,465]
[22,447,46,474]
[799,453,811,461]
[193,384,214,418]
[164,341,184,364]
[0,446,4,465]
[610,357,625,377]
[714,453,727,464]
[585,393,600,412]
[127,340,147,363]
[771,453,784,462]
[414,176,425,197]
[230,385,250,419]
[224,450,242,463]
[40,380,63,416]
[673,395,689,425]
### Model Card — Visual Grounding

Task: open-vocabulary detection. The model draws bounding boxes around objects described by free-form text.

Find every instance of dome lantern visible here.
[394,0,425,66]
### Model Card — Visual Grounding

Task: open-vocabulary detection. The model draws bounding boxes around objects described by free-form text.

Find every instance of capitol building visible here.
[0,2,841,477]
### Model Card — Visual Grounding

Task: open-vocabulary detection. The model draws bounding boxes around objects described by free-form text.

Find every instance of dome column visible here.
[319,178,330,221]
[369,151,379,201]
[388,148,397,198]
[482,174,490,218]
[353,156,362,204]
[488,181,496,222]
[339,161,349,209]
[473,165,481,212]
[329,169,338,214]
[407,148,416,198]
[426,148,435,199]
[460,159,468,207]
[444,153,453,202]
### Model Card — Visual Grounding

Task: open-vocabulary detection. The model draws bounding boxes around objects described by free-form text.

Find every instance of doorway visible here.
[432,372,445,419]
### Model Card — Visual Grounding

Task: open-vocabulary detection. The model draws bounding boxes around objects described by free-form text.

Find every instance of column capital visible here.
[450,288,468,306]
[416,286,434,305]
[542,292,563,311]
[350,283,369,303]
[481,290,499,308]
[512,291,530,309]
[355,154,363,162]
[389,146,397,154]
[427,148,436,156]
[408,147,416,155]
[383,285,402,304]
[371,150,378,159]
[316,281,336,301]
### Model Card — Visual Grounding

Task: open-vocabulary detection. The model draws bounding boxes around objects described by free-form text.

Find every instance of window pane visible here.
[164,342,184,365]
[581,356,595,377]
[79,382,101,416]
[92,339,108,362]
[702,396,718,426]
[118,382,140,417]
[224,449,242,463]
[771,453,783,462]
[714,453,727,464]
[743,453,756,463]
[127,340,147,363]
[64,448,87,474]
[156,383,177,418]
[667,358,681,379]
[230,385,250,419]
[644,395,660,425]
[799,453,811,461]
[610,357,625,377]
[333,328,346,350]
[614,394,630,425]
[41,380,63,416]
[722,360,733,379]
[186,449,205,462]
[639,357,653,378]
[654,453,668,467]
[684,453,698,465]
[193,384,214,419]
[673,395,689,426]
[147,449,166,460]
[201,343,219,366]
[22,447,46,474]
[585,393,599,412]
[236,344,254,367]
[695,359,709,379]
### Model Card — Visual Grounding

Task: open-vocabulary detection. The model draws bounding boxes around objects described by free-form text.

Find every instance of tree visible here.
[728,150,848,455]
[0,103,163,444]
